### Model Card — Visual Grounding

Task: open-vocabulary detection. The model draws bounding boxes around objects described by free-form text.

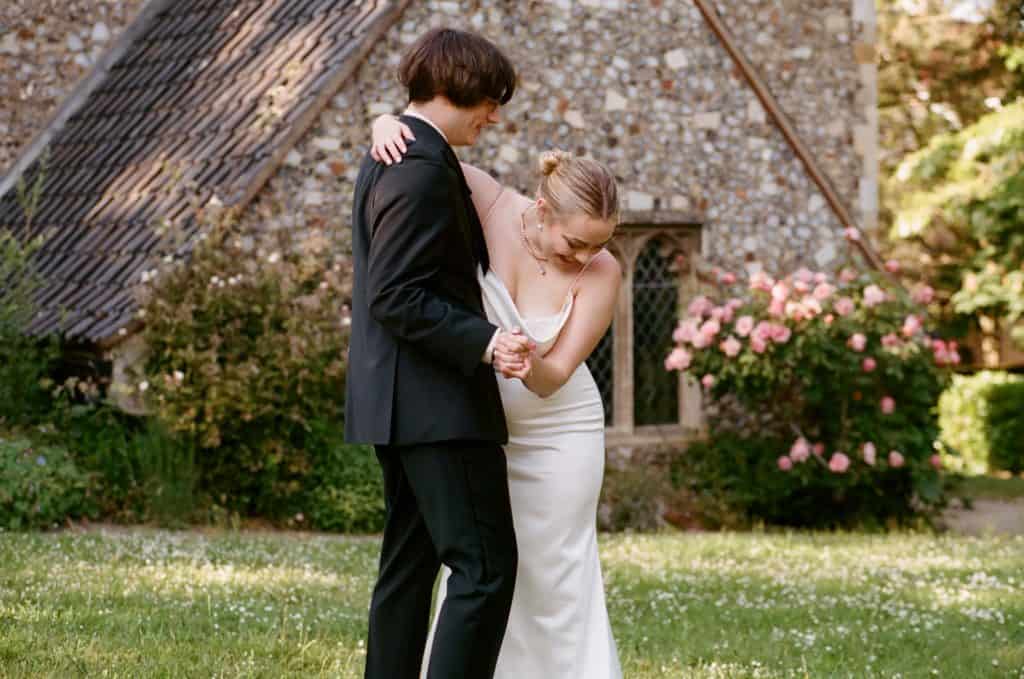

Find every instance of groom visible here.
[345,28,532,679]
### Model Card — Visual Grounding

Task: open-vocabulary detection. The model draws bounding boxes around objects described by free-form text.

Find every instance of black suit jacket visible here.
[345,116,508,446]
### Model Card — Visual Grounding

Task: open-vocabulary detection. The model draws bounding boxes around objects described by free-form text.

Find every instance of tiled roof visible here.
[0,0,406,347]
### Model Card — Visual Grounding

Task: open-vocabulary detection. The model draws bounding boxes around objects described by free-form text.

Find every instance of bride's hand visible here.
[495,351,532,381]
[370,114,415,165]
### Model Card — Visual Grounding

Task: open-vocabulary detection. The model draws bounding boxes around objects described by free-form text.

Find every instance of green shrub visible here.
[302,420,384,533]
[135,205,353,521]
[667,265,953,528]
[986,382,1024,473]
[0,228,62,426]
[0,437,96,530]
[939,371,1024,473]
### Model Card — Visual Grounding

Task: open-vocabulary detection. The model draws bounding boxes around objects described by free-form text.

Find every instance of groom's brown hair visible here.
[398,27,516,108]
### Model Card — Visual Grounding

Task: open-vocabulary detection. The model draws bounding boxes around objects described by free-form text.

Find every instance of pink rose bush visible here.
[668,263,952,528]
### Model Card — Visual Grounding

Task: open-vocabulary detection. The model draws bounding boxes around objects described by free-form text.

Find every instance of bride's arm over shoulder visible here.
[460,162,504,224]
[522,253,622,398]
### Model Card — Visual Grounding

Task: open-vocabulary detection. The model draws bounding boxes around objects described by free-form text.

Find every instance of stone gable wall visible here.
[0,0,146,175]
[251,0,878,278]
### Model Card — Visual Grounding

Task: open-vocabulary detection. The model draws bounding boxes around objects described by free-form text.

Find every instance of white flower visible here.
[138,381,149,392]
[267,252,281,264]
[172,370,184,383]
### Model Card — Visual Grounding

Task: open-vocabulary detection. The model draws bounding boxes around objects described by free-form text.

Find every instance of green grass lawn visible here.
[1,529,1022,678]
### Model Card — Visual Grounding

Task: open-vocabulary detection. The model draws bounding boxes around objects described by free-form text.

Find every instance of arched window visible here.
[584,222,703,448]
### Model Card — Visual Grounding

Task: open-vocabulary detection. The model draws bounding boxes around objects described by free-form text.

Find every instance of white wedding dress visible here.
[421,265,622,679]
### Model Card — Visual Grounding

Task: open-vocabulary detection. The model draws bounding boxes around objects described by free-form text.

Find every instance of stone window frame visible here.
[595,212,705,449]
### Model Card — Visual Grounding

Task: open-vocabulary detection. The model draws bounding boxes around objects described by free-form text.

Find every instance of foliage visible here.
[134,201,354,521]
[985,381,1024,473]
[0,436,96,530]
[0,226,62,425]
[877,0,1023,178]
[887,99,1024,351]
[302,421,384,534]
[938,371,1024,473]
[666,264,952,528]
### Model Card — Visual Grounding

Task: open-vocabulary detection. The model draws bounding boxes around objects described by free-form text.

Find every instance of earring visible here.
[534,204,544,230]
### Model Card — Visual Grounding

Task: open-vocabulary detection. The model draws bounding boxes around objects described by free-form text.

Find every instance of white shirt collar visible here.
[403,109,449,144]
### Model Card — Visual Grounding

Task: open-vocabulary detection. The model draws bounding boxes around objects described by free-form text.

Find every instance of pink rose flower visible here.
[778,456,794,471]
[794,267,815,285]
[862,357,877,372]
[834,297,855,317]
[844,227,861,242]
[829,452,851,473]
[862,442,877,466]
[802,297,823,317]
[785,301,806,322]
[673,319,699,344]
[770,324,792,344]
[749,271,775,292]
[720,335,742,357]
[884,259,901,273]
[902,314,922,337]
[812,283,835,301]
[701,374,715,389]
[719,271,737,285]
[750,335,768,354]
[793,279,811,295]
[700,319,721,338]
[726,298,744,310]
[734,315,755,337]
[790,437,811,463]
[930,454,943,470]
[839,267,859,283]
[664,347,692,371]
[881,396,896,414]
[888,450,905,468]
[768,298,786,317]
[771,281,790,302]
[848,333,867,352]
[912,285,935,305]
[813,272,829,284]
[687,295,714,318]
[691,332,711,349]
[824,314,835,325]
[862,285,886,307]
[813,442,825,456]
[881,333,901,348]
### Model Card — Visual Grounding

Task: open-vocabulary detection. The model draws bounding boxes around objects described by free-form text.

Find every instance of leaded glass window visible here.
[586,328,614,425]
[632,237,680,426]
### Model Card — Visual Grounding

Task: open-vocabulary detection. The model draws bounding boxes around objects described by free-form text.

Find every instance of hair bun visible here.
[539,149,570,176]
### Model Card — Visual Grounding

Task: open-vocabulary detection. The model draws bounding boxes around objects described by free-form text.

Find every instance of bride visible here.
[371,115,624,679]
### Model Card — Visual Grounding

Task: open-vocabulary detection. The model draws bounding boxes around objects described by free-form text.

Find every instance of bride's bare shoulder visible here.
[590,249,622,282]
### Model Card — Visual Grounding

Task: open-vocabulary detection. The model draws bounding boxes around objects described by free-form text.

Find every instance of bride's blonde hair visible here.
[537,150,619,225]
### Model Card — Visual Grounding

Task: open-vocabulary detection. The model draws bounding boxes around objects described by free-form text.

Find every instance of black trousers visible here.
[364,440,518,679]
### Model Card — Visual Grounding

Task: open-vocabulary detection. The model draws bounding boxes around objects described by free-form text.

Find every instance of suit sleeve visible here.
[367,160,498,376]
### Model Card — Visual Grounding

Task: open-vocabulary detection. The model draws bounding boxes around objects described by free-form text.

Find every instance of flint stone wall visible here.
[250,0,878,278]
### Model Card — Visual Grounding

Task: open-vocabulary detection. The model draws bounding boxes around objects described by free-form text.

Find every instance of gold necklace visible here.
[519,207,548,276]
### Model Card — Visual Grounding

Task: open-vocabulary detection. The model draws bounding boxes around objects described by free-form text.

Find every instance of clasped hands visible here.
[494,328,535,380]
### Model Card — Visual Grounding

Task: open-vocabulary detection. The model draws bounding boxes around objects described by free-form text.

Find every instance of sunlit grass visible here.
[0,529,1021,677]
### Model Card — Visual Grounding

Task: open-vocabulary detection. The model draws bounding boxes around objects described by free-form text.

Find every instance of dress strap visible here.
[567,249,607,298]
[481,186,506,227]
